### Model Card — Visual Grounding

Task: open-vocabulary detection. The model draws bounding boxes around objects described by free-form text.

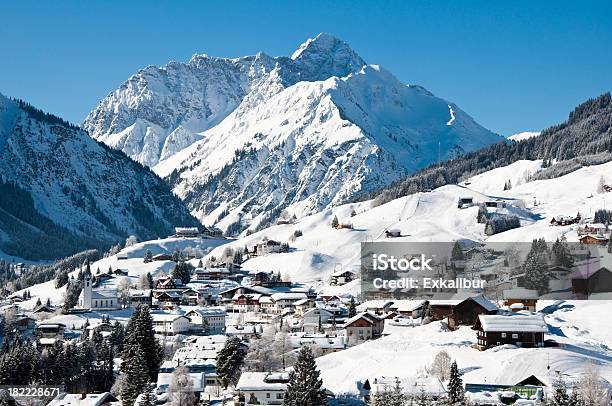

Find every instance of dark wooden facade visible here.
[572,267,612,295]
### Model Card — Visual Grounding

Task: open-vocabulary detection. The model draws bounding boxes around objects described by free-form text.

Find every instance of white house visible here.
[255,240,283,256]
[302,308,334,333]
[342,312,384,346]
[79,277,120,310]
[185,307,226,334]
[151,313,191,335]
[236,372,289,405]
[269,292,307,314]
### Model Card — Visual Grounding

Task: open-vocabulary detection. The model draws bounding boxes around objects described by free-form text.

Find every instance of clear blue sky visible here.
[1,0,611,136]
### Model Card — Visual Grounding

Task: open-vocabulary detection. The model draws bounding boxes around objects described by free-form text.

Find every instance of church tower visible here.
[81,275,93,309]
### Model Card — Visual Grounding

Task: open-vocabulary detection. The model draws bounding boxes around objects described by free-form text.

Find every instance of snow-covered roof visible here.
[477,314,548,333]
[236,372,289,391]
[503,288,539,300]
[357,300,393,311]
[47,392,117,406]
[151,313,189,322]
[157,371,205,392]
[271,292,307,301]
[466,296,498,312]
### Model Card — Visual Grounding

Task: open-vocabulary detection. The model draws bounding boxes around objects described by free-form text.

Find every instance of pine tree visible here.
[122,306,162,381]
[447,360,465,404]
[523,241,550,294]
[331,215,339,229]
[348,297,357,318]
[550,374,570,406]
[121,349,150,406]
[216,336,246,388]
[172,261,192,284]
[136,383,156,406]
[283,346,327,406]
[143,250,153,263]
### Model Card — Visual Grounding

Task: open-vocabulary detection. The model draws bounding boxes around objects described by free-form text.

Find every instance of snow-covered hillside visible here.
[508,131,541,142]
[317,301,612,397]
[0,94,199,260]
[196,158,612,294]
[85,33,500,234]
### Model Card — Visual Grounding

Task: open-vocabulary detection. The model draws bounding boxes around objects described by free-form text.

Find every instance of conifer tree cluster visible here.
[0,331,115,393]
[523,238,550,294]
[120,305,163,406]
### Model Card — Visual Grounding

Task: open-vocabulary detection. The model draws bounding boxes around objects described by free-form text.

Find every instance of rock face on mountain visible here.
[85,33,500,234]
[0,94,200,260]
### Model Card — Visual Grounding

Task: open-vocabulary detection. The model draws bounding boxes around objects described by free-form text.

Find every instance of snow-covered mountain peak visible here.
[86,35,500,235]
[290,33,366,82]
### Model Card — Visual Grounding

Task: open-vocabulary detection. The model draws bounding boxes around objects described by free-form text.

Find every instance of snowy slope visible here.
[316,302,612,398]
[0,94,199,260]
[195,158,612,293]
[86,34,500,234]
[508,131,541,142]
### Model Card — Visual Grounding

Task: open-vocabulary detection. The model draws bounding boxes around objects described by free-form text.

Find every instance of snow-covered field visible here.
[318,300,612,397]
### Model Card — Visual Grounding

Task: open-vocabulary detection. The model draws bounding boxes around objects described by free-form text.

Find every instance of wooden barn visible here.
[572,266,612,295]
[475,313,547,350]
[449,296,498,327]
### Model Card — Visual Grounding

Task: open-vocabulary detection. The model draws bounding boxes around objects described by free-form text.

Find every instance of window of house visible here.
[512,333,519,339]
[501,333,507,338]
[266,393,270,398]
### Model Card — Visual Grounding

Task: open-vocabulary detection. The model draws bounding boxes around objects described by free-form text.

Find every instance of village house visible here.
[175,227,200,238]
[129,289,152,307]
[288,333,346,354]
[357,300,394,316]
[153,291,182,308]
[185,307,226,334]
[503,288,539,312]
[449,296,498,327]
[226,324,262,340]
[342,312,384,345]
[156,363,206,395]
[572,265,612,296]
[232,293,263,313]
[384,229,402,238]
[579,234,609,245]
[194,267,231,281]
[13,314,36,331]
[152,253,173,261]
[202,225,223,238]
[256,240,283,256]
[302,308,334,333]
[330,270,355,286]
[457,196,474,208]
[236,372,289,405]
[293,298,315,316]
[35,322,66,339]
[48,392,118,406]
[388,300,426,318]
[151,313,191,335]
[181,288,200,305]
[475,313,548,349]
[269,292,308,314]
